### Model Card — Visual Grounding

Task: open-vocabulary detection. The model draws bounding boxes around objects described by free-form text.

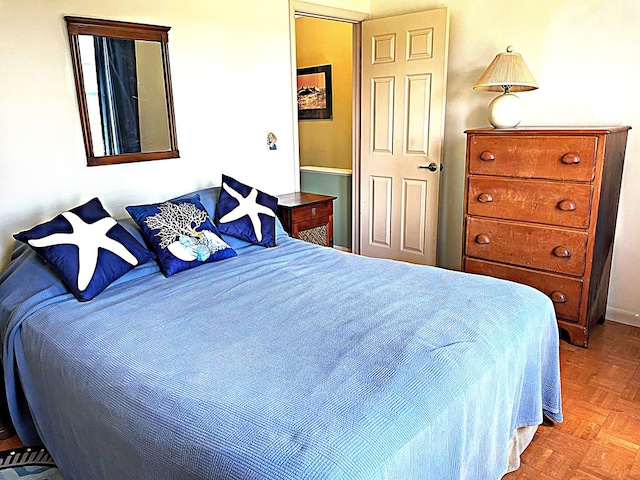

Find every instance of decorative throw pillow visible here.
[214,174,278,247]
[13,198,156,301]
[126,195,236,276]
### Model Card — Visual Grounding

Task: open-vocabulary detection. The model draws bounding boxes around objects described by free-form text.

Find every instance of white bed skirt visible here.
[504,425,538,475]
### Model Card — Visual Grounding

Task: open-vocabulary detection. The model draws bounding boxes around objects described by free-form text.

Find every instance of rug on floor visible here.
[0,446,64,480]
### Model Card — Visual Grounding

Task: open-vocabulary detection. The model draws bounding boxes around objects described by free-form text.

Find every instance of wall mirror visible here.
[65,16,179,166]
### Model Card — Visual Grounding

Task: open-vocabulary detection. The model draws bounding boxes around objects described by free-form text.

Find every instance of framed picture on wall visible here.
[297,64,332,120]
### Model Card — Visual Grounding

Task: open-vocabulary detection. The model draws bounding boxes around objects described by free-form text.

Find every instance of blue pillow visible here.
[126,195,236,276]
[13,198,155,301]
[214,175,278,247]
[172,187,220,220]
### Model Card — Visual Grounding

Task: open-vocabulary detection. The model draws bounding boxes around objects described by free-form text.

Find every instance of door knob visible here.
[419,162,439,172]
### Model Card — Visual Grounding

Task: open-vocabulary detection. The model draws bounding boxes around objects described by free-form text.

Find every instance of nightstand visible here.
[277,192,336,247]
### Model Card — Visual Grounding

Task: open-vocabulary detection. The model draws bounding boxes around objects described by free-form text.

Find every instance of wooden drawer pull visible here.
[550,291,567,304]
[560,152,581,165]
[477,193,493,203]
[479,150,495,162]
[552,246,571,258]
[475,234,491,245]
[557,199,577,211]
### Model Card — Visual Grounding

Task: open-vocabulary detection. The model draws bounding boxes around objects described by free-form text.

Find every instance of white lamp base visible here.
[487,93,523,128]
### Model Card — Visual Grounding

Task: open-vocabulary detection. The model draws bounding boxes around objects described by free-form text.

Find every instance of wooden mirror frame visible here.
[65,16,179,166]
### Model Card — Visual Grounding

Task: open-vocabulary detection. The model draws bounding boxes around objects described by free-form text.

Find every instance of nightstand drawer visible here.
[468,177,593,228]
[465,258,582,322]
[468,135,597,181]
[290,202,333,223]
[465,217,588,276]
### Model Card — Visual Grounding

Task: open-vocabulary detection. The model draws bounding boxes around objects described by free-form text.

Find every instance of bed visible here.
[0,186,562,480]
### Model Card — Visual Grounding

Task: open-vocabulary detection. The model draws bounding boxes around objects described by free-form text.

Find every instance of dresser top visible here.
[465,126,631,135]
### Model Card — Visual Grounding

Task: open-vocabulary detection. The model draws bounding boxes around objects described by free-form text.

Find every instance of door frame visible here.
[289,1,367,254]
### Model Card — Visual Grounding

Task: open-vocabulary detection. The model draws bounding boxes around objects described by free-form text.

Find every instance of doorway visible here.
[290,4,448,264]
[294,15,355,251]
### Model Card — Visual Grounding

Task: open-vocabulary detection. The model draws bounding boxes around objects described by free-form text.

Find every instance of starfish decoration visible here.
[28,212,138,291]
[218,182,275,242]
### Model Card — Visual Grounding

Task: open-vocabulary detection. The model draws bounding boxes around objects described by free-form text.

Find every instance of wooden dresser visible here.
[463,127,630,347]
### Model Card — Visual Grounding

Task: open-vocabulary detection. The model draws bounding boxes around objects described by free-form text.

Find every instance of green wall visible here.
[300,168,351,250]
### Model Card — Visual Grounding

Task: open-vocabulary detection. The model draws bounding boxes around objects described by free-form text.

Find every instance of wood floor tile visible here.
[509,463,558,479]
[581,386,621,410]
[615,396,640,417]
[601,411,640,448]
[629,452,640,480]
[563,467,619,479]
[520,429,589,477]
[580,436,637,479]
[589,364,637,395]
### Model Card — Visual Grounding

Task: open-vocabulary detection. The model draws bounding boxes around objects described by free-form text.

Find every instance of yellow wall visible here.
[295,17,352,170]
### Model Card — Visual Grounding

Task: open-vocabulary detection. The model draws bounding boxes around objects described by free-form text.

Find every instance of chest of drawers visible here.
[462,127,630,347]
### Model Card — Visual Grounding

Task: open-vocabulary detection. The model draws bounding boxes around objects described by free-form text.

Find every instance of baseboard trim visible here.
[333,245,351,253]
[606,307,640,328]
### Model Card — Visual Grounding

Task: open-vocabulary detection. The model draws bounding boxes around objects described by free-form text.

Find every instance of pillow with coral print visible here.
[126,194,236,276]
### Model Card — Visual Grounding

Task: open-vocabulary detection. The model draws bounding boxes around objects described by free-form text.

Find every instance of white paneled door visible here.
[360,8,449,265]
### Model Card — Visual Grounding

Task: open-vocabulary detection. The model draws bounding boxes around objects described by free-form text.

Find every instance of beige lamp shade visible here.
[474,46,537,128]
[473,46,538,93]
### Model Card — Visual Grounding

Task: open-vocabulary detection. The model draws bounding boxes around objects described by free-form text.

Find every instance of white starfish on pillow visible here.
[219,182,275,242]
[28,212,138,291]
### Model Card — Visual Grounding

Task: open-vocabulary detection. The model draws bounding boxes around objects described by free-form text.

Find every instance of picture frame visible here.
[297,65,333,120]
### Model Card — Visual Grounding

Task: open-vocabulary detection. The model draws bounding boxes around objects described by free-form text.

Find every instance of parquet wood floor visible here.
[0,321,638,479]
[505,321,640,480]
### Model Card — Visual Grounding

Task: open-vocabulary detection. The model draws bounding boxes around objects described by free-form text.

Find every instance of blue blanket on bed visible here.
[0,233,562,480]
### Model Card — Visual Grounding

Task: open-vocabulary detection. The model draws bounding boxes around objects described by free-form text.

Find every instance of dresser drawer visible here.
[465,258,582,322]
[465,217,588,276]
[289,201,333,223]
[468,135,597,181]
[467,177,593,228]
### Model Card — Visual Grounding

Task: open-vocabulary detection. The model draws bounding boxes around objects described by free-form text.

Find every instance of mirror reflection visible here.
[66,17,179,166]
[79,35,171,156]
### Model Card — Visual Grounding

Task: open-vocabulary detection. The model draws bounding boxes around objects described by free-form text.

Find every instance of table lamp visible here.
[473,46,538,128]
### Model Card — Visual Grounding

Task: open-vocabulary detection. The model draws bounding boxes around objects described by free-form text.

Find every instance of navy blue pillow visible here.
[126,195,236,276]
[214,175,278,247]
[14,198,155,301]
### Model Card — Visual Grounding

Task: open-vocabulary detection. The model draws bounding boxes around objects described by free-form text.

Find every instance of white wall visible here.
[0,0,369,270]
[371,0,640,325]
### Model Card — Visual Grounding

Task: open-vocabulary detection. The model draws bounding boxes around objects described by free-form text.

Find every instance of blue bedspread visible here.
[0,233,562,480]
